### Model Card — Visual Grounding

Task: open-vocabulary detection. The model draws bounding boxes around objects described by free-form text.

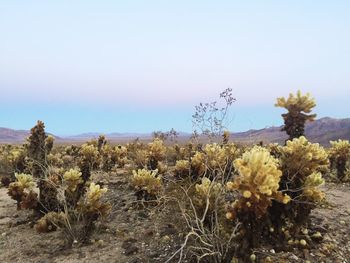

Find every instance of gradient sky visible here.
[1,1,349,135]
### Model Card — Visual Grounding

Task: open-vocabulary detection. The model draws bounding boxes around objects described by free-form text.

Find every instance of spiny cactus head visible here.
[35,212,66,233]
[275,90,316,114]
[79,143,99,162]
[63,168,83,192]
[226,146,290,219]
[14,173,35,189]
[303,172,325,202]
[131,168,162,196]
[282,136,329,178]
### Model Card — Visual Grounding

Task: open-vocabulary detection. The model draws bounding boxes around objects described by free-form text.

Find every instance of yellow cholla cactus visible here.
[281,136,329,178]
[275,90,317,140]
[63,168,83,192]
[329,139,350,157]
[86,183,107,203]
[226,146,290,219]
[303,172,325,202]
[35,211,66,233]
[194,177,222,210]
[148,138,166,162]
[267,143,283,158]
[275,90,316,114]
[78,183,111,217]
[174,160,191,177]
[224,142,239,157]
[191,151,206,176]
[79,143,99,162]
[328,140,350,179]
[204,143,228,170]
[8,173,37,209]
[131,169,162,196]
[8,148,25,164]
[13,173,36,189]
[114,145,128,158]
[222,130,230,144]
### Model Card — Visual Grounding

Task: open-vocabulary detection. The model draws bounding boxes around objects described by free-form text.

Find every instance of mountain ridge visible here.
[1,117,349,145]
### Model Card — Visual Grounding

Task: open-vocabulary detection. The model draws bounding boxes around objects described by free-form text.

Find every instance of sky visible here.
[0,1,349,135]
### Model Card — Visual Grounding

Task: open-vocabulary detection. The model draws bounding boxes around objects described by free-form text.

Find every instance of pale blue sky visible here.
[0,1,349,135]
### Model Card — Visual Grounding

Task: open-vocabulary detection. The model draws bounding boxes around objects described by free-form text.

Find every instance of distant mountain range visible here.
[230,117,350,145]
[1,117,349,146]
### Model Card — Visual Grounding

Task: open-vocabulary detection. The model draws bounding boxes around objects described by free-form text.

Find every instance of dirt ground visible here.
[1,173,350,263]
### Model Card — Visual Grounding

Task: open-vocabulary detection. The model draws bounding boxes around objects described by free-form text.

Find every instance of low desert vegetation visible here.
[1,90,350,262]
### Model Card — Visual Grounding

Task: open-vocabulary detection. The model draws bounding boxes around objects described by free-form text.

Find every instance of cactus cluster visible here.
[275,90,316,140]
[328,139,350,180]
[131,169,163,200]
[271,136,329,230]
[8,173,38,210]
[194,177,223,212]
[174,160,191,177]
[226,146,290,221]
[147,138,167,170]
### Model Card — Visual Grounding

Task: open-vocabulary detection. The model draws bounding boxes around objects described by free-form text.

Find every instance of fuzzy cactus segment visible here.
[226,146,290,219]
[275,90,316,140]
[131,169,163,198]
[194,177,222,210]
[63,169,83,192]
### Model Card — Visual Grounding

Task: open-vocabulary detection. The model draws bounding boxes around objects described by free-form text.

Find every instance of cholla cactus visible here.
[131,169,162,200]
[100,144,115,171]
[0,146,26,178]
[26,121,59,213]
[133,149,149,169]
[63,169,83,192]
[79,144,99,164]
[274,136,329,227]
[147,138,166,169]
[204,143,227,171]
[222,130,230,145]
[8,173,38,210]
[194,177,222,212]
[77,183,111,217]
[328,139,350,180]
[191,151,206,177]
[275,90,316,140]
[174,160,191,178]
[226,146,290,252]
[26,120,47,178]
[226,146,290,220]
[47,153,64,167]
[267,143,283,159]
[35,211,66,233]
[303,172,325,202]
[45,135,55,154]
[114,146,128,165]
[78,143,99,181]
[281,136,329,179]
[97,135,107,151]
